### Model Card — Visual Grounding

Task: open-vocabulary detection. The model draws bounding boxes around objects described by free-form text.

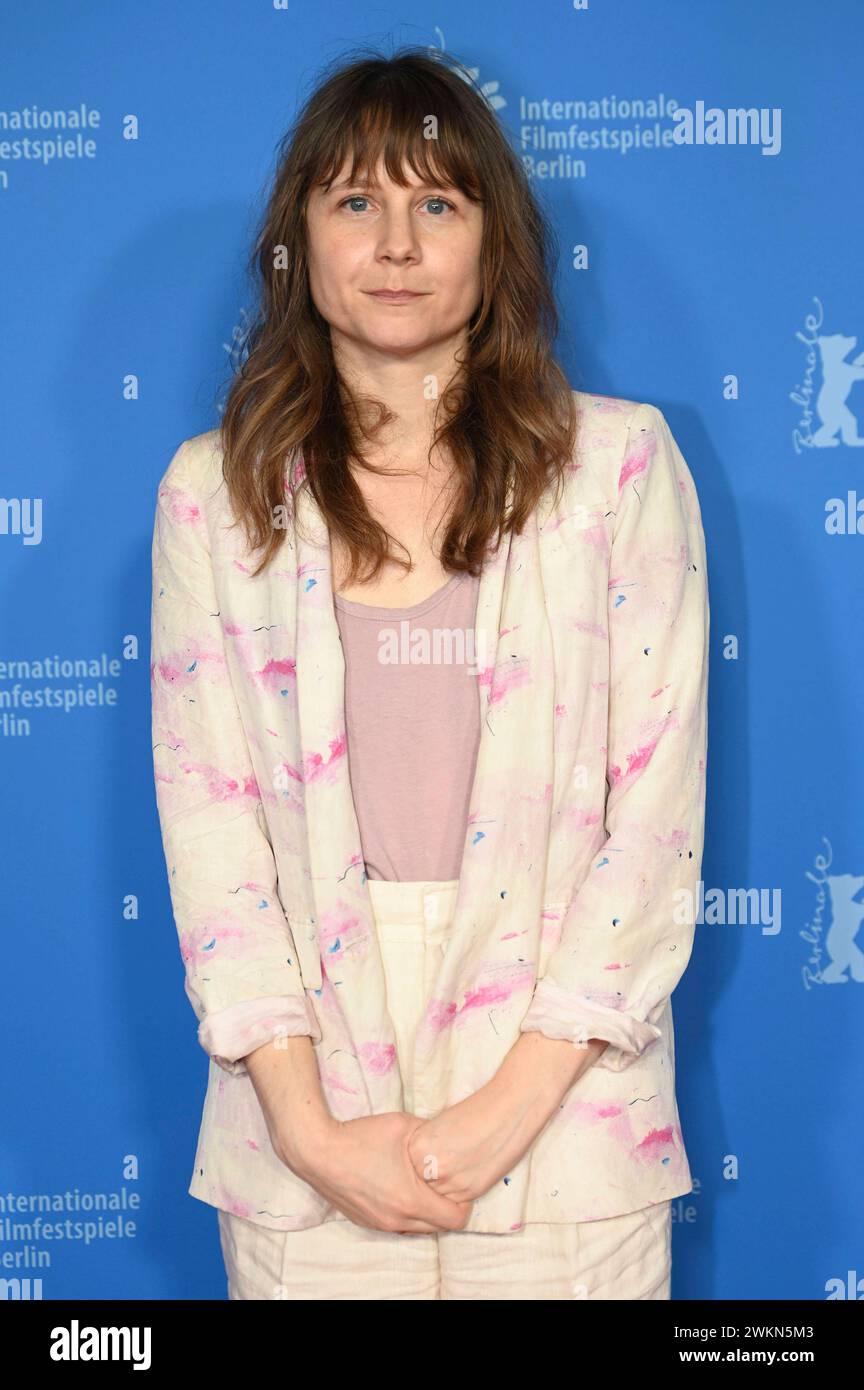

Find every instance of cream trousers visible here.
[218,877,672,1300]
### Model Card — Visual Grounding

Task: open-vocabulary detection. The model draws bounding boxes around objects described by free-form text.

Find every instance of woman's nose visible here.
[375,212,420,258]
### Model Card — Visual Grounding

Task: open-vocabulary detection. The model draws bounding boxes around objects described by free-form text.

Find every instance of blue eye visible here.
[423,196,456,215]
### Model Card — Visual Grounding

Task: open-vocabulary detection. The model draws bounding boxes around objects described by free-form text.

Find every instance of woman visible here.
[151,46,709,1301]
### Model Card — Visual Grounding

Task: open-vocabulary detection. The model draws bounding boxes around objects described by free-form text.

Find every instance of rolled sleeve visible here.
[520,401,710,1072]
[198,995,322,1077]
[151,438,317,1073]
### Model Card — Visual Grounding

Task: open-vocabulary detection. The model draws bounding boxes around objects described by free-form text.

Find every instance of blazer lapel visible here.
[291,477,400,1112]
[411,499,557,1112]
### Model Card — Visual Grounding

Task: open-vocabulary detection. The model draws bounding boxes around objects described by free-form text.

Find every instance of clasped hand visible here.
[290,1077,545,1236]
[405,1078,542,1209]
[287,1034,592,1235]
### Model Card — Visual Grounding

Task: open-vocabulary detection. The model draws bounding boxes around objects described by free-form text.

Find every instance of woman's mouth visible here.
[364,289,428,303]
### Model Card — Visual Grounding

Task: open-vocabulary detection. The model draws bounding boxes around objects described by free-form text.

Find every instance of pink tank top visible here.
[333,571,482,882]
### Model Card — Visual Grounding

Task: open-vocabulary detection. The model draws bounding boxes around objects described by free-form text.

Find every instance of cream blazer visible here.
[150,390,710,1233]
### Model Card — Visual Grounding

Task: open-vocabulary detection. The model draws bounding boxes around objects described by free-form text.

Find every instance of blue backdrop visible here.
[2,0,862,1301]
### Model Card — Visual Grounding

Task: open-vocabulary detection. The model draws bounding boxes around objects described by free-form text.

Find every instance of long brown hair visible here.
[219,44,579,582]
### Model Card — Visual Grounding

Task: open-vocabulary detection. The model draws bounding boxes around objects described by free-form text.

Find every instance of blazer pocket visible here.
[287,912,323,993]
